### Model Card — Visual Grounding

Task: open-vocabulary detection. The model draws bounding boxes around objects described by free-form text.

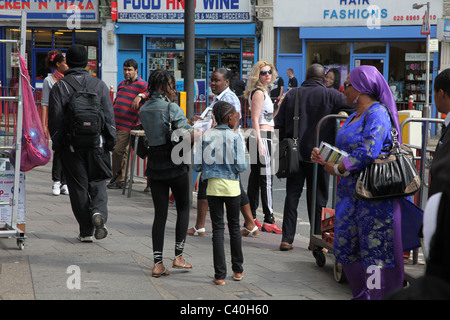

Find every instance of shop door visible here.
[209,53,219,75]
[33,48,53,89]
[351,55,388,80]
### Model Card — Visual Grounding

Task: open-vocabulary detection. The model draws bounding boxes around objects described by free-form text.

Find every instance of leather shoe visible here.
[279,242,293,251]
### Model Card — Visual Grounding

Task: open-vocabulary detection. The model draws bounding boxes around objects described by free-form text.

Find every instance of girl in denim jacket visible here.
[193,101,248,285]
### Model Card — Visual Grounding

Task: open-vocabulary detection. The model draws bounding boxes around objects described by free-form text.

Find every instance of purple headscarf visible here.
[349,65,401,143]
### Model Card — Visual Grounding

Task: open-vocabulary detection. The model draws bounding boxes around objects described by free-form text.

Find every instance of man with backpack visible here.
[48,44,117,242]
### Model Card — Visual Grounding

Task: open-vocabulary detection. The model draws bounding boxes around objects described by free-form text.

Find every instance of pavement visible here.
[0,160,358,302]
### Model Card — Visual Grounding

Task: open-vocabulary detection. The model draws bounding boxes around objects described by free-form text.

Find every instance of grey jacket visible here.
[139,92,191,147]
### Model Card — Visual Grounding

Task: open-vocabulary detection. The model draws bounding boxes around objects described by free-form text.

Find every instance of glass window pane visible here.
[354,42,386,53]
[279,29,302,54]
[54,30,72,49]
[242,38,255,81]
[389,41,428,104]
[209,38,240,50]
[119,35,142,50]
[148,37,183,50]
[148,51,184,79]
[307,42,350,88]
[74,30,99,76]
[196,38,207,50]
[33,30,52,48]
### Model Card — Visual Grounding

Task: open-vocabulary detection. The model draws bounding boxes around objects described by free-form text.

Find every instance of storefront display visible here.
[114,0,255,104]
[273,0,441,116]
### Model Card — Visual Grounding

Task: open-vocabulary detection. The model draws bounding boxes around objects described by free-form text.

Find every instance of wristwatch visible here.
[138,93,146,100]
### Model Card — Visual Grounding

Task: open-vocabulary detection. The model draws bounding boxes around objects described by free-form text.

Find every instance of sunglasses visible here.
[260,70,273,76]
[344,82,352,90]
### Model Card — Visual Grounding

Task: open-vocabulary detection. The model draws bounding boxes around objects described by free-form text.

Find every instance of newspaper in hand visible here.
[318,141,349,163]
[193,107,213,132]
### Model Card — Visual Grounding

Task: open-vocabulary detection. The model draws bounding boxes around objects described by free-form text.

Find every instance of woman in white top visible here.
[41,50,69,196]
[244,61,281,234]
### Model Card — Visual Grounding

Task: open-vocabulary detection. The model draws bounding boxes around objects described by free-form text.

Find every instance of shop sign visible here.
[274,0,442,28]
[117,0,251,23]
[0,0,98,22]
[437,19,450,42]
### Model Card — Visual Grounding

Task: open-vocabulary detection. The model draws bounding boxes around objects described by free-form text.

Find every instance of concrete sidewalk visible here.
[0,163,355,300]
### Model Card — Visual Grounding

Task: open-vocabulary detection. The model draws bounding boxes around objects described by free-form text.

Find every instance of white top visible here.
[248,89,274,127]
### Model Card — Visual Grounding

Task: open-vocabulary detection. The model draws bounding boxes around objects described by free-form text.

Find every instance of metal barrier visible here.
[400,117,445,209]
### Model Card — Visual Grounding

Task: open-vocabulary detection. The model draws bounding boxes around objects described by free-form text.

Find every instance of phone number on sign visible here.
[393,14,437,21]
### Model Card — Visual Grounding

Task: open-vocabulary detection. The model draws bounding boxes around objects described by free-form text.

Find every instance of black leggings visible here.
[148,172,191,265]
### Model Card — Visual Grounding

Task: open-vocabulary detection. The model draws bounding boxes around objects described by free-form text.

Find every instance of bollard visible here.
[110,85,114,102]
[408,95,414,110]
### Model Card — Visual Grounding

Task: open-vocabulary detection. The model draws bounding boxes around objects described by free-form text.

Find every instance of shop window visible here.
[148,37,183,50]
[33,30,52,48]
[279,29,302,54]
[389,41,427,104]
[75,30,99,77]
[148,51,184,79]
[117,35,141,50]
[209,38,240,50]
[54,30,73,49]
[196,38,207,50]
[354,42,386,54]
[242,38,255,81]
[195,52,207,79]
[306,42,350,85]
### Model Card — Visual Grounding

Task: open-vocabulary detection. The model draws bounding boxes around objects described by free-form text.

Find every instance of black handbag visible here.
[354,106,421,201]
[130,124,149,159]
[276,89,300,179]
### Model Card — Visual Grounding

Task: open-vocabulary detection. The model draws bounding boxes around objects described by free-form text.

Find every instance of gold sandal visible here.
[152,264,171,277]
[172,256,193,269]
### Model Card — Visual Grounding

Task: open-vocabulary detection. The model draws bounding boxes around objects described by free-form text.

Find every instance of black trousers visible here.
[60,147,110,237]
[207,195,243,280]
[148,172,190,264]
[247,133,274,223]
[52,150,65,184]
[281,161,329,244]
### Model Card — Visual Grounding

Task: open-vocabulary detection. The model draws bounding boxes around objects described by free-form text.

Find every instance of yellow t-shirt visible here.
[206,178,240,197]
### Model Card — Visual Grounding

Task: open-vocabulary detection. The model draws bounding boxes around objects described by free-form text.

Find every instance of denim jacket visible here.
[193,125,247,180]
[139,92,191,147]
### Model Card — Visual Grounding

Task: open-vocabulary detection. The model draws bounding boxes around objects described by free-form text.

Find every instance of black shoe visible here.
[107,181,123,189]
[92,213,108,240]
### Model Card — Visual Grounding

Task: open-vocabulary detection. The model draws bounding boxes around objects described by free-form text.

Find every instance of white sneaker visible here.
[52,181,61,196]
[60,184,69,195]
[77,234,93,243]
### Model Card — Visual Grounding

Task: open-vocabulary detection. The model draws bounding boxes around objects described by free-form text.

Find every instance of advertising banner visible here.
[274,0,442,28]
[117,0,251,23]
[0,0,98,21]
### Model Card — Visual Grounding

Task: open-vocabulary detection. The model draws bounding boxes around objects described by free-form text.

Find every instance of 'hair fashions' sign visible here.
[274,0,442,28]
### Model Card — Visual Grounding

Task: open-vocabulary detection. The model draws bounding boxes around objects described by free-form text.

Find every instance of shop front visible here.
[273,0,442,116]
[0,1,102,92]
[115,0,256,106]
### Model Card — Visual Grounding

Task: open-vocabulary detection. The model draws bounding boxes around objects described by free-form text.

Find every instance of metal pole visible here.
[184,0,195,202]
[424,2,430,119]
[184,0,195,119]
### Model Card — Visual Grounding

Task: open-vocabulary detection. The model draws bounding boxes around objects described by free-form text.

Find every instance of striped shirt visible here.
[113,77,148,131]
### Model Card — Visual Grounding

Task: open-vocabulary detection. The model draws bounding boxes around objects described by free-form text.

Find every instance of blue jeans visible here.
[207,195,243,280]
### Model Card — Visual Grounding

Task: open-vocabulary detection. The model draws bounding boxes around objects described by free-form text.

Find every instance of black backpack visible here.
[61,76,105,148]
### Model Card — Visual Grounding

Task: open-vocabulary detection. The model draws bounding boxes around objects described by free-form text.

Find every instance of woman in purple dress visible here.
[311,65,404,299]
